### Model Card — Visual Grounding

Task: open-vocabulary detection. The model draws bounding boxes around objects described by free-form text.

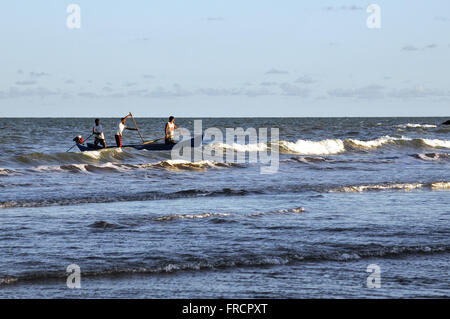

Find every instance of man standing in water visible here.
[165,116,178,144]
[93,118,107,148]
[115,114,138,147]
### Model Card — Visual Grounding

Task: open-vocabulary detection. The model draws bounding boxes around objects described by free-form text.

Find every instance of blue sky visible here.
[0,0,449,117]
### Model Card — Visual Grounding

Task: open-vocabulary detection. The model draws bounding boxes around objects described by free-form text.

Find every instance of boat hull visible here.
[75,136,202,152]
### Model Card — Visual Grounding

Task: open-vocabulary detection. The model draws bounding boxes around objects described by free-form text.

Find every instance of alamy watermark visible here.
[171,120,279,174]
[366,264,381,288]
[66,264,81,289]
[367,4,381,29]
[66,4,81,29]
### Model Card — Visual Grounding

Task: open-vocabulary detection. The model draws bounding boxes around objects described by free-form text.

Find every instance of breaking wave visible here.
[0,168,19,176]
[413,153,450,161]
[251,207,305,217]
[346,136,397,149]
[421,139,450,148]
[149,159,243,171]
[3,137,450,173]
[0,188,259,209]
[396,123,437,128]
[206,142,268,152]
[11,148,128,166]
[279,139,345,155]
[333,181,450,193]
[2,179,448,209]
[275,136,449,155]
[156,212,231,222]
[24,159,243,175]
[431,182,450,190]
[276,137,449,155]
[1,244,447,286]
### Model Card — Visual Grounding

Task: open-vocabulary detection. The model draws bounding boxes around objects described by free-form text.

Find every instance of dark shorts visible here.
[94,137,106,148]
[115,135,122,147]
[165,137,175,145]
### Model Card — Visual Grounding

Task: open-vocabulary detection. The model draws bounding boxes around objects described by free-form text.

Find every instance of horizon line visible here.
[1,116,449,119]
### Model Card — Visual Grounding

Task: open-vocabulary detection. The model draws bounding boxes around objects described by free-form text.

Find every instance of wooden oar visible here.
[143,137,165,144]
[144,133,182,145]
[129,112,145,144]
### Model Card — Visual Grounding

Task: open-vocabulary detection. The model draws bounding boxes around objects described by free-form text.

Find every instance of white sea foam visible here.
[414,153,450,161]
[0,168,15,176]
[421,139,450,148]
[346,136,449,150]
[396,123,437,128]
[279,139,345,155]
[336,183,424,193]
[335,181,450,193]
[151,159,237,171]
[156,212,230,221]
[34,163,88,173]
[0,276,18,285]
[431,182,450,190]
[28,159,238,174]
[207,142,268,152]
[276,207,305,214]
[347,136,401,148]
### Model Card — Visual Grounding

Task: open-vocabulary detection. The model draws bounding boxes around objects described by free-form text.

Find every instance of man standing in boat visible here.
[165,116,178,144]
[115,114,138,147]
[93,118,107,148]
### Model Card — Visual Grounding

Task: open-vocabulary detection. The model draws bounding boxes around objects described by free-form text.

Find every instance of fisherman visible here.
[115,114,138,147]
[93,118,106,148]
[165,116,178,144]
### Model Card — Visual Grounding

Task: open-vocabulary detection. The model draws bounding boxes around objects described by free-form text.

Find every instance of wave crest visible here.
[396,123,437,128]
[413,153,450,161]
[334,181,450,193]
[279,139,345,155]
[156,212,230,222]
[1,245,447,285]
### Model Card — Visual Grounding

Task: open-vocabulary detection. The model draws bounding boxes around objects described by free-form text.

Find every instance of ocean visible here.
[0,117,449,298]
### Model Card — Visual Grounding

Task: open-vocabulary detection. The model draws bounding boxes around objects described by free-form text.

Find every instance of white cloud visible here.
[402,45,419,51]
[389,86,450,99]
[279,83,310,97]
[196,87,272,97]
[324,5,364,12]
[78,92,100,98]
[328,84,450,100]
[402,44,438,51]
[265,68,289,75]
[294,75,315,84]
[0,87,60,99]
[260,81,278,86]
[30,72,50,78]
[15,81,37,86]
[328,85,385,99]
[206,17,226,21]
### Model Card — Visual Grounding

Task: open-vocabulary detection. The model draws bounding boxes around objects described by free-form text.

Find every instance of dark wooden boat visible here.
[75,136,202,152]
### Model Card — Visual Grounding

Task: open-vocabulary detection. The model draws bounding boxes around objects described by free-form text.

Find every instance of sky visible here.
[0,0,449,117]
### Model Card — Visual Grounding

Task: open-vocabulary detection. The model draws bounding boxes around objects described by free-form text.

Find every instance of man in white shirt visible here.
[93,119,106,148]
[165,116,178,144]
[115,114,137,147]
